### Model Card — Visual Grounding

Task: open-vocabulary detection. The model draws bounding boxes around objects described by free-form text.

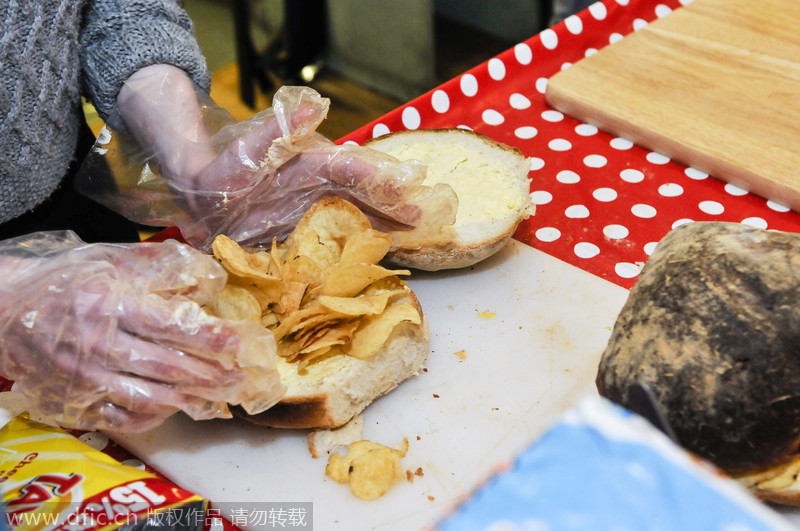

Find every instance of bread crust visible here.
[366,128,526,159]
[384,229,512,271]
[236,393,336,429]
[748,486,800,506]
[734,456,800,506]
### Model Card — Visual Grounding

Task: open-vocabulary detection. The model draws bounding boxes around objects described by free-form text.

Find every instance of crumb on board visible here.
[406,466,424,483]
[307,414,364,459]
[453,349,467,360]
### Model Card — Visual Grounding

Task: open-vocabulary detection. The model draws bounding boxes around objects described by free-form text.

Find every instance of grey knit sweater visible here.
[0,0,211,224]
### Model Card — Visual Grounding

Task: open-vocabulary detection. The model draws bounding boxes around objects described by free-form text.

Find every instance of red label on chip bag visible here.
[0,414,207,530]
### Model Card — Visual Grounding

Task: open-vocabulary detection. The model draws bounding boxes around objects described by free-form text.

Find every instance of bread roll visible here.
[365,128,533,271]
[234,285,428,429]
[597,222,800,476]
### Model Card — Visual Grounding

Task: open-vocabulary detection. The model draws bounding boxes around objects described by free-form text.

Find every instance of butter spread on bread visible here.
[366,128,534,271]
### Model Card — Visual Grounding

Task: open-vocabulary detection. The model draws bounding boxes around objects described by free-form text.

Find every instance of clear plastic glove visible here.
[76,65,456,250]
[0,231,284,432]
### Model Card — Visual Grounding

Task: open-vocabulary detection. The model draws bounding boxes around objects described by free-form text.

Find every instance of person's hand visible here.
[109,65,456,249]
[0,232,284,432]
[116,65,326,194]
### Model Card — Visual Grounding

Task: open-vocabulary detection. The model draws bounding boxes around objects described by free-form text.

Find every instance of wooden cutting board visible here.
[546,0,800,212]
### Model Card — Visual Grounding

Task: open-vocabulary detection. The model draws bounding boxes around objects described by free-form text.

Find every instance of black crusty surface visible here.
[597,222,800,473]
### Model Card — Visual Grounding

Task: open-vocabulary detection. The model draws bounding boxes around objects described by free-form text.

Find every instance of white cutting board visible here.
[112,241,629,530]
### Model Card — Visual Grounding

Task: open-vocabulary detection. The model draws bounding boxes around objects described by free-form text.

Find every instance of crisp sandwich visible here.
[208,197,430,429]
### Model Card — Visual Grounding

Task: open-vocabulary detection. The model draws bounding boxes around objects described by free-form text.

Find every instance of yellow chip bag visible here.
[0,414,207,530]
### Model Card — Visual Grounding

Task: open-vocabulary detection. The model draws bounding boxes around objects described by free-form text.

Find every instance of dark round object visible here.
[597,222,800,474]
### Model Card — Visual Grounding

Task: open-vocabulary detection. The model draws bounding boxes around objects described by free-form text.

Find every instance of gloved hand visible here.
[0,231,284,432]
[78,64,456,250]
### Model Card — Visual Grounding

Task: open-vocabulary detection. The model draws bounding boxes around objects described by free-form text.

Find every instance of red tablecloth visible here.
[340,0,800,289]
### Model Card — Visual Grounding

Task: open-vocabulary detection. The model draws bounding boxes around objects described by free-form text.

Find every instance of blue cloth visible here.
[438,398,790,531]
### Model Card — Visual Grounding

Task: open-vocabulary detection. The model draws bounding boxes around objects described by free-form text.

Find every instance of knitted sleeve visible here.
[79,0,212,119]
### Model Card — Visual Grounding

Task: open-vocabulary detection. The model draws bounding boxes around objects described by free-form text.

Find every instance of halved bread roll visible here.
[236,285,428,429]
[365,128,534,271]
[734,455,800,506]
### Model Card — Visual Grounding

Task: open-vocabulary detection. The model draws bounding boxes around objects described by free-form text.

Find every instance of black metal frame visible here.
[231,0,327,108]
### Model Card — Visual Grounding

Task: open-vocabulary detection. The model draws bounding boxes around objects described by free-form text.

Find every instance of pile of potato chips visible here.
[208,198,423,372]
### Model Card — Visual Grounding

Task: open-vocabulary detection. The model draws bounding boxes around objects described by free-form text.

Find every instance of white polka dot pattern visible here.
[515,126,538,139]
[431,90,450,113]
[509,93,531,109]
[401,107,421,130]
[460,74,478,97]
[575,124,598,136]
[338,0,800,289]
[514,43,533,65]
[557,170,580,184]
[488,58,506,80]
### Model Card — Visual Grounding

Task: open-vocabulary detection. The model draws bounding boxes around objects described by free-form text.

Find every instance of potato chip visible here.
[339,229,393,266]
[281,318,352,359]
[298,345,345,372]
[213,235,265,275]
[228,276,282,309]
[297,198,373,251]
[325,438,409,501]
[347,303,422,360]
[291,317,336,345]
[261,312,279,328]
[250,250,272,272]
[317,290,406,316]
[271,301,331,340]
[278,280,308,316]
[299,320,358,353]
[321,264,410,297]
[284,228,340,273]
[296,346,332,372]
[360,275,409,296]
[283,311,352,339]
[267,238,282,275]
[283,254,324,287]
[278,339,302,362]
[207,284,262,324]
[213,235,283,294]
